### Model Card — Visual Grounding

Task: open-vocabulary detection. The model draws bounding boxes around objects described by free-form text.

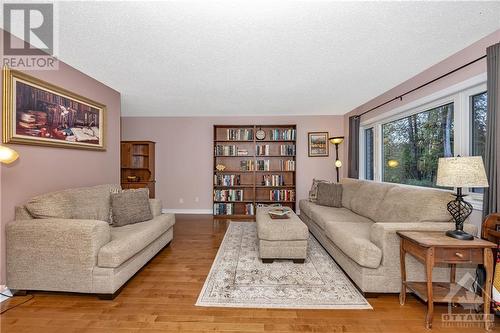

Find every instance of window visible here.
[382,103,454,188]
[364,128,374,180]
[471,91,487,193]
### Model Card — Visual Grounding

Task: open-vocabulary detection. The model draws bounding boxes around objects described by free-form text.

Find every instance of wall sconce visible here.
[329,136,344,182]
[0,145,19,164]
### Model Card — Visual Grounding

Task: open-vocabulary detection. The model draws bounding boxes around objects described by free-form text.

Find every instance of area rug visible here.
[196,222,371,309]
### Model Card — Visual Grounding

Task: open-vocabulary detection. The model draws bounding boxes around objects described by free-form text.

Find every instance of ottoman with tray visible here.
[256,206,309,263]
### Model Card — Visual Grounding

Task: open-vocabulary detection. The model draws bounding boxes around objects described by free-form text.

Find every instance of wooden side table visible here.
[397,231,496,330]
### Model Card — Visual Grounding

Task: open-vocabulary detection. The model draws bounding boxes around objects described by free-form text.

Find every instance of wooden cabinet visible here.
[121,141,155,198]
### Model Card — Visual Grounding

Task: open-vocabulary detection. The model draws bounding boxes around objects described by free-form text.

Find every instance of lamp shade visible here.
[329,136,344,145]
[436,156,489,188]
[0,145,19,164]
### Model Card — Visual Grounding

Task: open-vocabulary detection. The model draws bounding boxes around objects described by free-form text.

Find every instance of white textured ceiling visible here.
[49,1,500,116]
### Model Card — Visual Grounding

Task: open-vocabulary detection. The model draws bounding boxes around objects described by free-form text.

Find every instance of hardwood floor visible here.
[1,214,498,332]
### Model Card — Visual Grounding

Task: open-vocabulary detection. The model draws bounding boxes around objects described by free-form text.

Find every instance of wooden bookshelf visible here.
[121,141,155,198]
[213,125,297,218]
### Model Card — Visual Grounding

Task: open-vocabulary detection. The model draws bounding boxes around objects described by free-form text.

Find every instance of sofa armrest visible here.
[149,199,162,217]
[6,218,111,292]
[370,222,477,267]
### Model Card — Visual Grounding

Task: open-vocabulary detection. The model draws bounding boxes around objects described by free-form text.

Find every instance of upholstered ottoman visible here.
[256,207,309,263]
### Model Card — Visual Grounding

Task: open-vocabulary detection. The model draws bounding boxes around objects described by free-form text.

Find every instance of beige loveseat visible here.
[299,178,477,294]
[6,184,175,299]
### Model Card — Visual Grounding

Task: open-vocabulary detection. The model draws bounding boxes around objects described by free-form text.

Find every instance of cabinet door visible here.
[121,143,132,168]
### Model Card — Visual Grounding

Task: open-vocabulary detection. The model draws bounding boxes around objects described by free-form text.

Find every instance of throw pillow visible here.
[111,188,153,227]
[308,178,330,202]
[316,182,343,208]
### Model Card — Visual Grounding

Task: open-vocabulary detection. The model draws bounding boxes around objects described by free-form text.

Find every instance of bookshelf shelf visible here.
[121,141,155,198]
[213,124,297,218]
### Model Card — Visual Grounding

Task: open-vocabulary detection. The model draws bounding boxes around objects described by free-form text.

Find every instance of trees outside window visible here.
[471,92,487,193]
[382,103,454,188]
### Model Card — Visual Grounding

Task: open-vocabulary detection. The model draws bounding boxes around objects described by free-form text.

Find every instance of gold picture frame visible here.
[2,66,106,150]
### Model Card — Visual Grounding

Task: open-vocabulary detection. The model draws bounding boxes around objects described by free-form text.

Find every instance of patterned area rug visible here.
[196,222,371,309]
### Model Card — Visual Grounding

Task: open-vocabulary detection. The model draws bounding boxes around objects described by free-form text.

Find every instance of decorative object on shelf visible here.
[329,136,344,182]
[0,145,19,164]
[436,156,489,240]
[308,132,328,157]
[121,141,156,198]
[215,164,226,171]
[255,127,266,140]
[3,67,106,150]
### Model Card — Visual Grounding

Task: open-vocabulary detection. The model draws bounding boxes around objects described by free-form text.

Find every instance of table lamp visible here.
[436,156,489,240]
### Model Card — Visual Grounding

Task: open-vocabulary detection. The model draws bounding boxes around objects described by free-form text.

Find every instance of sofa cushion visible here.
[340,178,365,209]
[98,213,175,268]
[308,179,330,203]
[349,181,394,220]
[309,205,372,230]
[324,221,382,269]
[374,185,454,223]
[111,189,153,227]
[25,184,120,222]
[316,183,342,208]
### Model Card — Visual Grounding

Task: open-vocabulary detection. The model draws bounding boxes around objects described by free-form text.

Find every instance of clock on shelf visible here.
[256,128,266,140]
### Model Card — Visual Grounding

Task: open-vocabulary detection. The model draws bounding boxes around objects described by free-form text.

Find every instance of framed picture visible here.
[2,67,106,150]
[308,132,329,157]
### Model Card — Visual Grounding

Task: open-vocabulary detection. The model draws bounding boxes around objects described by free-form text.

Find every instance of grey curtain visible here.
[348,116,360,178]
[483,42,500,218]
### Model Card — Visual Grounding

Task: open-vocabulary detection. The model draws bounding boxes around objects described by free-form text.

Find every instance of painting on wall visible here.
[308,132,329,157]
[2,67,106,150]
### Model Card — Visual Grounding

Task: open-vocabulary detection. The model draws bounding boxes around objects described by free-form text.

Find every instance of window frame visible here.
[358,73,486,209]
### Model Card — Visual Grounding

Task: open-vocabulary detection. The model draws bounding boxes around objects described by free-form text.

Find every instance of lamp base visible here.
[445,229,474,241]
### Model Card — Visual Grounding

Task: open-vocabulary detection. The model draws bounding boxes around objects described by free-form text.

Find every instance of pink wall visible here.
[121,116,344,211]
[0,30,121,284]
[343,29,500,163]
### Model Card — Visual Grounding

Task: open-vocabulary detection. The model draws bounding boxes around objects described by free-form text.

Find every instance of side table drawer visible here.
[435,248,472,263]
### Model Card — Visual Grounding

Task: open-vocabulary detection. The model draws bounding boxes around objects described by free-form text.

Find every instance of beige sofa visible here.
[6,184,175,299]
[299,178,477,294]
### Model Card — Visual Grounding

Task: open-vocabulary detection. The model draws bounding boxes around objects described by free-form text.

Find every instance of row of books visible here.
[262,174,285,186]
[213,203,234,215]
[213,203,255,216]
[214,189,244,201]
[256,145,270,156]
[214,174,240,186]
[270,128,296,141]
[256,160,270,171]
[226,129,253,141]
[240,160,254,171]
[279,160,295,171]
[214,145,249,156]
[269,190,295,201]
[280,145,296,156]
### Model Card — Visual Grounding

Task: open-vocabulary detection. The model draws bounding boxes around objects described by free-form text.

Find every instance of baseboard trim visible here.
[162,209,212,215]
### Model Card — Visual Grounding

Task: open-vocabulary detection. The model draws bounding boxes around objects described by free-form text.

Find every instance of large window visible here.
[365,128,374,180]
[471,91,487,193]
[382,103,454,188]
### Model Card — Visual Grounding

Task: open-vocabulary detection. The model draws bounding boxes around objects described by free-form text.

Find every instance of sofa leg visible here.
[293,259,305,264]
[97,289,121,300]
[11,290,27,296]
[262,259,274,264]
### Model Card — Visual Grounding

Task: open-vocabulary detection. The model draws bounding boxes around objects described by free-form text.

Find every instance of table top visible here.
[397,231,496,248]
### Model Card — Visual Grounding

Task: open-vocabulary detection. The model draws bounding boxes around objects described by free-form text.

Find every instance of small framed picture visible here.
[308,132,329,157]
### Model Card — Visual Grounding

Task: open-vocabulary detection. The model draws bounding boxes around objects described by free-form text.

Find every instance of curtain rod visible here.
[354,54,487,119]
